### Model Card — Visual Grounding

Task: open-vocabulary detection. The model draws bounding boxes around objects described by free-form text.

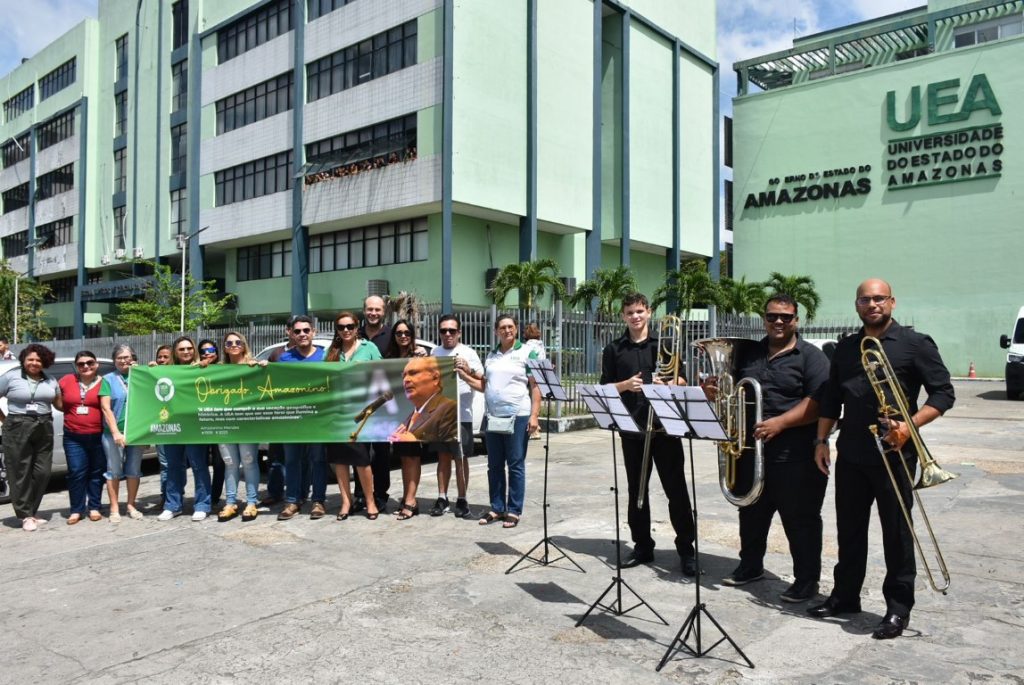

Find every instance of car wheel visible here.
[0,450,11,505]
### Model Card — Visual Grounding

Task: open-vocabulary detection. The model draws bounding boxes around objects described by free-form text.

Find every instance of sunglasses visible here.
[292,327,312,334]
[394,330,412,338]
[764,313,795,323]
[76,360,97,368]
[856,295,891,306]
[200,347,217,354]
[335,323,357,331]
[439,328,459,335]
[224,341,243,348]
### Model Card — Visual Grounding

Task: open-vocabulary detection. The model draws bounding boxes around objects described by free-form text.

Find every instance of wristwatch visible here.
[813,437,830,447]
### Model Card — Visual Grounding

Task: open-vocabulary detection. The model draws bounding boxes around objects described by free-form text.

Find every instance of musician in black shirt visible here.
[600,293,696,576]
[808,279,955,640]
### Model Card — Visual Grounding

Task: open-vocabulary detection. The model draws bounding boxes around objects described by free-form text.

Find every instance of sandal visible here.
[88,510,102,522]
[109,511,122,523]
[126,506,144,520]
[395,503,419,521]
[503,514,521,529]
[478,511,504,526]
[67,513,82,525]
[337,509,350,521]
[366,510,379,520]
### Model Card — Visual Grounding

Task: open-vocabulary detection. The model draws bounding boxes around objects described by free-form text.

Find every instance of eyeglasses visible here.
[394,330,411,338]
[200,347,217,355]
[764,313,796,323]
[114,355,133,361]
[292,327,312,334]
[856,295,891,306]
[177,346,194,352]
[335,323,357,331]
[76,360,97,368]
[439,328,459,335]
[224,341,243,348]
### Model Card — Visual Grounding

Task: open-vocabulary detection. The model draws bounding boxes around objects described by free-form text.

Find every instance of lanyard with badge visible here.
[24,376,44,414]
[76,378,96,415]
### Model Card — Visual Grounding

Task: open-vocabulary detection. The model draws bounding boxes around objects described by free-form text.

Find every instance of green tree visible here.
[763,272,822,322]
[568,265,639,315]
[718,276,767,316]
[0,261,52,342]
[651,258,721,322]
[113,260,232,334]
[487,259,565,310]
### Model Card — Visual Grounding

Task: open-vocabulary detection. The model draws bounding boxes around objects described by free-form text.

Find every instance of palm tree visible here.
[718,276,767,316]
[763,272,822,322]
[487,259,565,310]
[568,265,639,315]
[651,258,721,322]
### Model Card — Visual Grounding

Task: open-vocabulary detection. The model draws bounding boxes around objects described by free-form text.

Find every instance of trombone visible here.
[860,335,955,594]
[636,316,682,509]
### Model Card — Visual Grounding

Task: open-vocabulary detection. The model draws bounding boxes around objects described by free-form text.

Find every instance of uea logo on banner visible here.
[155,378,175,403]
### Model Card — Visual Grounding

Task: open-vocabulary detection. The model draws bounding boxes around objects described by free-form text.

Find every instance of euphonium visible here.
[860,335,954,593]
[694,337,765,507]
[636,315,683,509]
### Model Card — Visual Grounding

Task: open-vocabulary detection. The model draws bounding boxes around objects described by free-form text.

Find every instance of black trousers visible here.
[737,458,828,583]
[4,415,54,519]
[620,433,694,558]
[831,454,916,617]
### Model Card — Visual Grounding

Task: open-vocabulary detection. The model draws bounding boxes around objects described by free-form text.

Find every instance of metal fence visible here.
[16,308,862,420]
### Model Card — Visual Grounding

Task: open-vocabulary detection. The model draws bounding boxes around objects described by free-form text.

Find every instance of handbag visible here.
[485,414,516,435]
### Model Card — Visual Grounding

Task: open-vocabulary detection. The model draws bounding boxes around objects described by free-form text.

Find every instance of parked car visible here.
[999,306,1024,400]
[0,357,116,504]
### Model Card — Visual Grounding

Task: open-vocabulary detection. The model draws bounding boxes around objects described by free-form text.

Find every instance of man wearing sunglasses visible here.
[276,315,328,521]
[808,279,954,640]
[713,294,829,605]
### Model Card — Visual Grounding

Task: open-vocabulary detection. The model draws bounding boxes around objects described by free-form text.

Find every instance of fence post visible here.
[489,304,496,350]
[553,300,563,419]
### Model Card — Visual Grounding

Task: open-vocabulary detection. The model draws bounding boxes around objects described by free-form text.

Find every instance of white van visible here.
[999,306,1024,400]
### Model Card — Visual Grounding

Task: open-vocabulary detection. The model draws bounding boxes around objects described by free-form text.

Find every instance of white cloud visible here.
[0,0,98,77]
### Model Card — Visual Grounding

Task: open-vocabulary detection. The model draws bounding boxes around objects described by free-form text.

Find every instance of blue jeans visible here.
[284,443,326,504]
[219,443,260,505]
[64,431,106,515]
[484,415,530,516]
[157,445,168,499]
[102,433,144,480]
[164,444,212,513]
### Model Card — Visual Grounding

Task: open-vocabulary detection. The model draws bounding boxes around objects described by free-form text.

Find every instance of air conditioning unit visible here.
[485,268,500,290]
[100,254,111,265]
[132,246,144,259]
[115,248,126,259]
[366,279,389,297]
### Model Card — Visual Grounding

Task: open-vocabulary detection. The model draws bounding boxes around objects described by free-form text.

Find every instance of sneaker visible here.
[780,580,819,603]
[454,499,471,519]
[22,517,37,532]
[429,497,450,517]
[722,566,765,586]
[218,504,238,522]
[277,503,300,521]
[241,504,259,522]
[191,511,208,522]
[157,510,181,522]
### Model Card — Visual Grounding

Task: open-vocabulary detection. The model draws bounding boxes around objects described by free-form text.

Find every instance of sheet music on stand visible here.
[527,359,568,401]
[641,385,727,441]
[576,384,641,434]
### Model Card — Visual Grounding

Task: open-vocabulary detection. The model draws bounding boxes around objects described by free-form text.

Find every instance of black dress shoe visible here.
[807,596,862,618]
[680,555,697,577]
[780,580,819,603]
[872,613,908,640]
[620,550,654,568]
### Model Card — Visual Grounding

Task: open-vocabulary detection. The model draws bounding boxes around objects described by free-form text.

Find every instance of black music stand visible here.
[574,384,667,628]
[641,385,754,670]
[506,360,585,574]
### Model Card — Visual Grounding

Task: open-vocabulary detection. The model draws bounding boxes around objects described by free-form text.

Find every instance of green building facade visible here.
[1,0,719,336]
[732,0,1022,376]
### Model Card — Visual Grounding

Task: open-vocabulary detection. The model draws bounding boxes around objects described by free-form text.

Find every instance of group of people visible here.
[1,279,953,641]
[601,279,953,641]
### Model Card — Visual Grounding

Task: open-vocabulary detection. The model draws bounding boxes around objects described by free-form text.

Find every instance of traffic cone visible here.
[968,361,977,379]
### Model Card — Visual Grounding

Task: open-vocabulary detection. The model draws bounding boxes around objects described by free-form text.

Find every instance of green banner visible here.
[124,357,459,445]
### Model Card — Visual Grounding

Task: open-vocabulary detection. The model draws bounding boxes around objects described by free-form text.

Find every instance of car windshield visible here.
[1014,318,1024,345]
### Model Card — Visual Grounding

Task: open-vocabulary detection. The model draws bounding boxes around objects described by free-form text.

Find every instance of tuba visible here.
[694,337,765,507]
[636,316,683,509]
[860,335,954,593]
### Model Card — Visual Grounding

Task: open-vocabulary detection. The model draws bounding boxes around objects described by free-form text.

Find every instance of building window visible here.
[215,151,293,206]
[170,123,187,175]
[44,275,78,303]
[215,71,292,134]
[115,91,127,137]
[307,0,359,21]
[115,34,128,82]
[172,0,189,50]
[309,218,428,273]
[35,164,74,201]
[39,58,76,101]
[954,14,1023,47]
[3,86,34,122]
[113,205,127,251]
[1,134,30,168]
[306,20,416,103]
[1,230,28,258]
[36,218,74,250]
[237,239,292,281]
[37,110,76,150]
[114,148,127,194]
[2,183,29,213]
[170,188,187,237]
[217,0,292,64]
[724,180,733,233]
[304,113,416,180]
[171,60,188,112]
